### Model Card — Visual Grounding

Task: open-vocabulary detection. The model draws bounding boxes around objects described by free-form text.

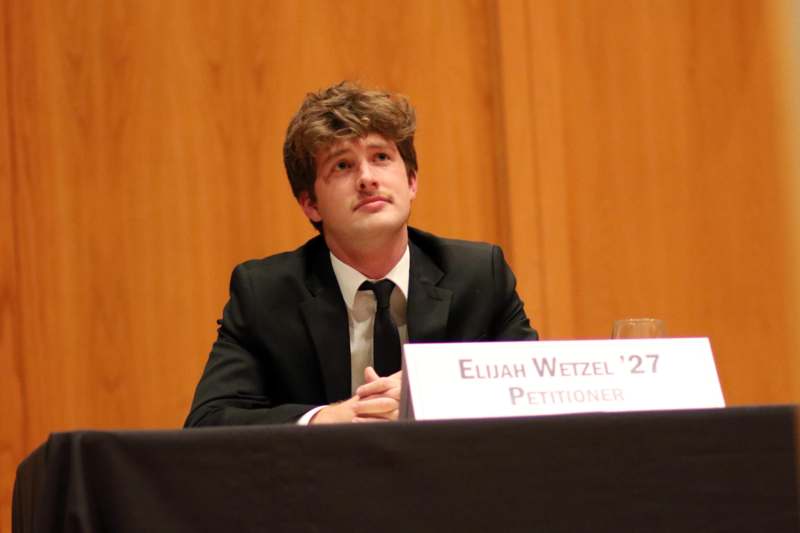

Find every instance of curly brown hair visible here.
[283,81,418,209]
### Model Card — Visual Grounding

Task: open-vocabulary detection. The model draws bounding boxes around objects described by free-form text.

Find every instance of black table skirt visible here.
[13,406,800,533]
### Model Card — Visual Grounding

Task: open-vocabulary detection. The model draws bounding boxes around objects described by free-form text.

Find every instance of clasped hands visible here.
[310,367,401,424]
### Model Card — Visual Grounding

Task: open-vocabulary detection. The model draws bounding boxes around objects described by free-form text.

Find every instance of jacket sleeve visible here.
[490,245,539,341]
[184,264,317,427]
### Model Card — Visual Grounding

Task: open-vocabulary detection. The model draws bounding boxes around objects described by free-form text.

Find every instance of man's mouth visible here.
[354,196,390,210]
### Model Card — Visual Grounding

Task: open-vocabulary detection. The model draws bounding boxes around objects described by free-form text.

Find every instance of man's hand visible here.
[309,396,359,424]
[309,367,403,424]
[352,366,402,422]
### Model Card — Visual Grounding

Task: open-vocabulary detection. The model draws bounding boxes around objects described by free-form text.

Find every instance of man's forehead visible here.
[316,133,396,160]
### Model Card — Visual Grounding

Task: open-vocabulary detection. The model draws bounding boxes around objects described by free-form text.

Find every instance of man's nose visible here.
[356,162,378,191]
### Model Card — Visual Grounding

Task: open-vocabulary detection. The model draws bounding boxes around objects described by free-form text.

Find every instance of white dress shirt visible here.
[297,246,410,424]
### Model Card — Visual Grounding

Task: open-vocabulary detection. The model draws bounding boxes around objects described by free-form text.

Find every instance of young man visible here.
[185,82,538,426]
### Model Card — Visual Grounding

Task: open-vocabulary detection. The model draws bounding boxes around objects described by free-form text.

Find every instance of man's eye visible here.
[375,153,390,161]
[334,161,350,171]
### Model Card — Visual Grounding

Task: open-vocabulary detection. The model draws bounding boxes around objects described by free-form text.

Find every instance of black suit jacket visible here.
[185,227,538,426]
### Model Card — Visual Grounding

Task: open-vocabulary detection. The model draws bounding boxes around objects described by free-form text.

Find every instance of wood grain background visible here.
[2,0,799,529]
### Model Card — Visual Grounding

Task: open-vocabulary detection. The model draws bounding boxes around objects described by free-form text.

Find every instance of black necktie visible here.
[360,279,401,376]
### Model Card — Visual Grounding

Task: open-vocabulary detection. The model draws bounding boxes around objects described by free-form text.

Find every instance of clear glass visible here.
[611,318,666,339]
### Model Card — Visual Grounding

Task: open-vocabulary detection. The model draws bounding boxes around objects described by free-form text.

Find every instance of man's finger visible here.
[353,397,399,415]
[357,387,401,402]
[356,377,395,398]
[352,409,399,422]
[352,416,390,423]
[364,366,380,383]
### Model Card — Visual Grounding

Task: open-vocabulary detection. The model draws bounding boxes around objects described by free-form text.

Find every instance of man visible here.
[185,82,538,426]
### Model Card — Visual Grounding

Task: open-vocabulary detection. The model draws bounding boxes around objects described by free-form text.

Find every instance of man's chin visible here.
[349,216,408,239]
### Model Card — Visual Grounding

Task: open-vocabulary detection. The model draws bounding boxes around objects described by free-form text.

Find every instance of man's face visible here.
[299,132,417,247]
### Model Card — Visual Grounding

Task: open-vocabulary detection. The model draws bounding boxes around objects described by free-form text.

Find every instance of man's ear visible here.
[298,191,322,223]
[408,172,418,200]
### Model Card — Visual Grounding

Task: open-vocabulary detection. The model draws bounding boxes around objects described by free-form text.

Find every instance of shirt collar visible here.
[330,246,410,310]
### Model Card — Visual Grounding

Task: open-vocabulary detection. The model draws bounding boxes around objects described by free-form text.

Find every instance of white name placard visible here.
[400,338,724,421]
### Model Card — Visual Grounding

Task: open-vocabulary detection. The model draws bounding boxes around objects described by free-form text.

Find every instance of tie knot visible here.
[360,279,395,309]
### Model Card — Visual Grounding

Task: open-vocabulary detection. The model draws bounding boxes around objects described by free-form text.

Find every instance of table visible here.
[13,406,800,532]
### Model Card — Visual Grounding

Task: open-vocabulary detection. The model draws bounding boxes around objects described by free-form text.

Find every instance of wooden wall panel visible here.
[0,1,504,528]
[499,0,798,405]
[0,1,24,528]
[772,0,800,403]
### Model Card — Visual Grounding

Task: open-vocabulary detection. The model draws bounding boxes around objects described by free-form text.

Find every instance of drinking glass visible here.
[611,318,666,339]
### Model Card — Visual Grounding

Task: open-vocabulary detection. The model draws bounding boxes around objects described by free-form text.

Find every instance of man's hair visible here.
[283,81,418,206]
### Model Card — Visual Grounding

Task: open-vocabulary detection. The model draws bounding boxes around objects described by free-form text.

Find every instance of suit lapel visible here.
[298,235,453,401]
[407,242,452,341]
[299,240,351,403]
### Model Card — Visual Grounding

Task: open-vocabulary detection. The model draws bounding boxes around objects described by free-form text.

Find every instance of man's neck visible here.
[325,227,409,279]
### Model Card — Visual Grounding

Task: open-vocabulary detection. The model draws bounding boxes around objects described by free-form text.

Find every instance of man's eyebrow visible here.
[318,146,351,167]
[366,141,395,150]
